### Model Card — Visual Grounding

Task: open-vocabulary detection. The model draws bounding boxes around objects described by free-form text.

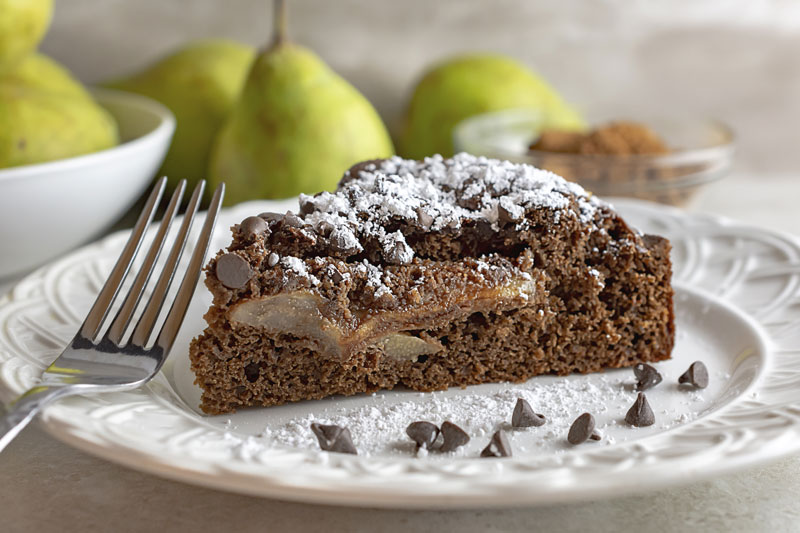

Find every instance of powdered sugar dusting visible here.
[298,153,606,263]
[280,256,320,286]
[249,370,707,459]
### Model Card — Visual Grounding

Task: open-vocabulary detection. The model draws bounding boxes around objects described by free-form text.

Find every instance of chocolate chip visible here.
[299,196,316,215]
[267,252,279,267]
[511,398,546,428]
[329,227,361,255]
[327,265,344,284]
[480,430,512,458]
[472,219,494,242]
[590,430,603,441]
[633,363,663,391]
[439,421,470,452]
[416,207,434,229]
[567,413,595,445]
[625,392,656,427]
[384,238,413,265]
[341,158,386,185]
[283,211,303,228]
[457,195,483,211]
[215,253,253,289]
[345,187,363,205]
[239,216,269,239]
[456,177,486,210]
[497,202,523,225]
[243,362,260,382]
[310,423,357,454]
[678,361,709,389]
[316,220,335,237]
[258,212,283,224]
[406,421,439,450]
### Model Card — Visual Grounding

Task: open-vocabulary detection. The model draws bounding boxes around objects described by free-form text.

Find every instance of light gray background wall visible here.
[42,0,800,174]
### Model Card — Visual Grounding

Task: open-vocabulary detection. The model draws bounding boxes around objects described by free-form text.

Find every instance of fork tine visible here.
[153,183,224,356]
[129,180,207,347]
[80,177,167,340]
[106,180,187,346]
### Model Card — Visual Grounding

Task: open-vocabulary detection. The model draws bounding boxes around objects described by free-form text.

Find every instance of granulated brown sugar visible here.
[531,121,670,155]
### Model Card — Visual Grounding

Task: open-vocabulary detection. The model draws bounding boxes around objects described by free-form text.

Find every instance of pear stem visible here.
[271,0,288,47]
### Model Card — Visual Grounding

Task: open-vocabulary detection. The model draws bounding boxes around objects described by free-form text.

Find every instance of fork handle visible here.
[0,385,73,453]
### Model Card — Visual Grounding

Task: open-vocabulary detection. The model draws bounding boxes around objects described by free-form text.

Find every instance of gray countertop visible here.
[2,174,799,532]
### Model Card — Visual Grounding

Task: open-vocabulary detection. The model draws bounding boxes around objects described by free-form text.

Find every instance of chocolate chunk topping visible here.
[383,237,414,265]
[590,430,603,441]
[456,177,486,210]
[329,226,362,255]
[239,216,269,239]
[267,252,279,267]
[299,196,316,215]
[406,421,439,449]
[678,361,709,389]
[258,211,283,224]
[480,430,512,458]
[497,202,523,225]
[283,211,303,228]
[215,253,253,289]
[567,413,595,445]
[511,398,546,428]
[310,423,357,454]
[415,207,434,229]
[340,158,387,186]
[633,363,663,391]
[327,265,344,284]
[625,392,656,427]
[315,220,335,237]
[439,421,470,452]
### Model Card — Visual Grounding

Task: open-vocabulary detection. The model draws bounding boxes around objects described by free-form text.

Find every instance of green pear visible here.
[5,52,93,98]
[209,2,394,204]
[0,0,53,73]
[0,53,118,168]
[106,39,255,188]
[399,54,584,159]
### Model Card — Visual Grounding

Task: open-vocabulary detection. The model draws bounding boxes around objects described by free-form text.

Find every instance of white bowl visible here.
[0,88,175,279]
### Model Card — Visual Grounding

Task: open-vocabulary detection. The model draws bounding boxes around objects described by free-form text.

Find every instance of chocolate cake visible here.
[190,153,674,415]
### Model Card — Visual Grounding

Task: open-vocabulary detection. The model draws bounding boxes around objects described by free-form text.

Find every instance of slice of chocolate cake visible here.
[190,153,674,414]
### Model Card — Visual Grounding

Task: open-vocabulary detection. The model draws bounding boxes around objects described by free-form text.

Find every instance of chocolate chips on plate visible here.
[406,420,470,453]
[310,423,357,454]
[625,392,655,427]
[567,413,596,445]
[406,421,440,450]
[633,363,663,391]
[480,430,512,458]
[439,421,470,452]
[679,361,709,389]
[511,398,546,428]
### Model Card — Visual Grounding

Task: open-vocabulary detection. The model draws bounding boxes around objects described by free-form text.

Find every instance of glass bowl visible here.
[453,109,734,207]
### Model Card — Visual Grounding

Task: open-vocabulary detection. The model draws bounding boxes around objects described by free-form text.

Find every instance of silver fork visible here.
[0,177,224,452]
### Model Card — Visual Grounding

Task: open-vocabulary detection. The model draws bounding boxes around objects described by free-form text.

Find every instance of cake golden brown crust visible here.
[190,153,674,414]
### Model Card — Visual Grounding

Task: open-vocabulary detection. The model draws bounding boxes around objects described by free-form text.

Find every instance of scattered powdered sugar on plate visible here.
[248,371,709,459]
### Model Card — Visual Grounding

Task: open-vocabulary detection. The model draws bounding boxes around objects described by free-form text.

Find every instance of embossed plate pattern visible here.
[1,198,800,508]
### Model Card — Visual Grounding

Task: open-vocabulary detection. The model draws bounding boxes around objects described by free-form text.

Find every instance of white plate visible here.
[1,198,799,509]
